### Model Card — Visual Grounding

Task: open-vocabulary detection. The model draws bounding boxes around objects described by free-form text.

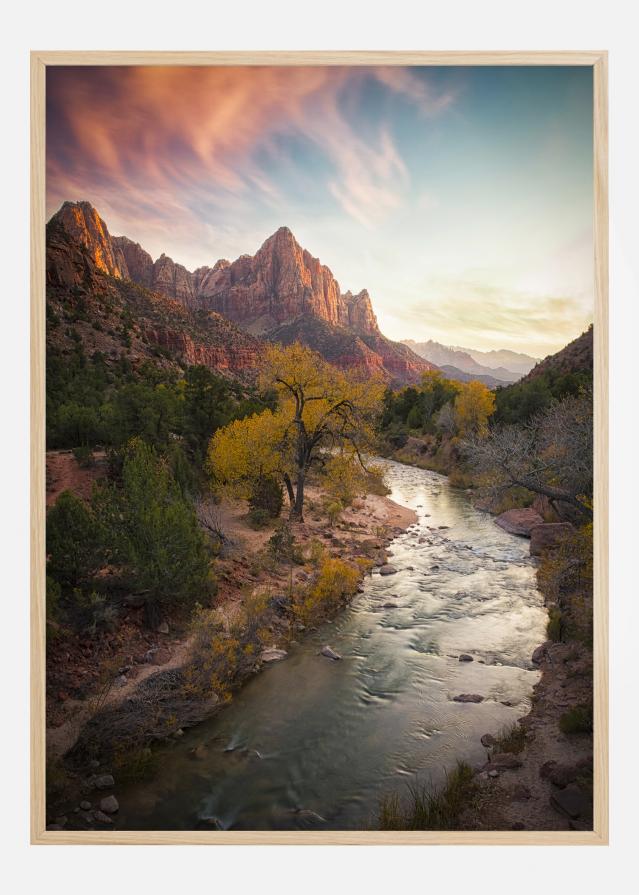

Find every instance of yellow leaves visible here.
[453,380,496,438]
[294,556,359,625]
[208,408,291,498]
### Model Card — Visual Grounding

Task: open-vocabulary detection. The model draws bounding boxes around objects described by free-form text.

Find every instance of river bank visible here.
[48,459,547,832]
[45,460,416,828]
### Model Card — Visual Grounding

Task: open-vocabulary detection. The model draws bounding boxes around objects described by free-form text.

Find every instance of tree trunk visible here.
[290,468,305,522]
[282,473,295,507]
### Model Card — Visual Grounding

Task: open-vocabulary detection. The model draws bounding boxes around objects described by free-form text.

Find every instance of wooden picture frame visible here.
[30,50,609,845]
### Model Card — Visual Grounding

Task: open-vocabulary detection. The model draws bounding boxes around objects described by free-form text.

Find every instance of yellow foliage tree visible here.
[453,380,496,437]
[209,342,385,521]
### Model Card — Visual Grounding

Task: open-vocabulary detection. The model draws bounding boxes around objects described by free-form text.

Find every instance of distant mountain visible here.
[401,338,522,383]
[50,201,435,384]
[451,345,539,377]
[438,365,511,389]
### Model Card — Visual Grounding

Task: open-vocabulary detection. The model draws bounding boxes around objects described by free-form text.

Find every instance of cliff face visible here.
[50,201,129,281]
[48,201,436,383]
[46,212,263,379]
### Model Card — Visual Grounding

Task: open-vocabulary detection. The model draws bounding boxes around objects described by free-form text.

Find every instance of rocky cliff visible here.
[46,213,263,378]
[48,201,436,383]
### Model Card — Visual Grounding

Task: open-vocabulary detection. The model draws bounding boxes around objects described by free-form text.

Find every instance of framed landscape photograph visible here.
[31,51,608,844]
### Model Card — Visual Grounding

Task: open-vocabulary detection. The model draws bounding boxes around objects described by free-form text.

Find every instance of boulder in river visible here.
[459,654,474,662]
[260,648,288,663]
[529,523,574,556]
[481,733,497,747]
[379,564,398,576]
[320,645,342,661]
[494,508,544,537]
[453,693,484,703]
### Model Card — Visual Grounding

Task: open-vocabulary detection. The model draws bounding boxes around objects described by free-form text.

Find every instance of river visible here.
[115,459,546,830]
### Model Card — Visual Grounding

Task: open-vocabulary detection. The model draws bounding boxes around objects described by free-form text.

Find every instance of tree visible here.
[97,439,212,620]
[46,490,104,587]
[453,380,496,437]
[465,391,593,519]
[209,343,385,521]
[182,365,233,461]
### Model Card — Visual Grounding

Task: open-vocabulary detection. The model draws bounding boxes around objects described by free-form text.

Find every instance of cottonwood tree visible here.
[209,343,385,521]
[453,380,496,437]
[465,391,593,519]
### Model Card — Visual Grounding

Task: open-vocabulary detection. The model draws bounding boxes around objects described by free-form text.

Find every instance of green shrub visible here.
[73,444,94,467]
[46,491,104,588]
[559,704,593,734]
[547,607,564,642]
[248,475,283,519]
[247,507,270,529]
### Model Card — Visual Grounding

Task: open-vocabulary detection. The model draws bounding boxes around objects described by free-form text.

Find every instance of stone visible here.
[320,645,342,661]
[494,508,544,537]
[379,564,398,576]
[547,763,580,789]
[480,734,497,748]
[80,801,91,811]
[92,810,114,825]
[99,795,119,814]
[484,753,523,772]
[157,621,169,634]
[260,648,288,663]
[93,774,115,789]
[529,523,574,556]
[550,786,590,820]
[531,643,549,665]
[453,693,484,703]
[459,654,474,662]
[488,770,499,778]
[382,602,399,609]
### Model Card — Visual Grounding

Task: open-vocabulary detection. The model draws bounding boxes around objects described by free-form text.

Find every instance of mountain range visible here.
[401,339,539,384]
[48,201,436,384]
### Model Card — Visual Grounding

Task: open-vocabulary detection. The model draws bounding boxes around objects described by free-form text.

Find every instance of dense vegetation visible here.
[493,368,592,425]
[45,342,276,630]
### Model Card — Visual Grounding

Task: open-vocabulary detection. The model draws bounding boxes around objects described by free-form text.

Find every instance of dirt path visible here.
[46,449,107,507]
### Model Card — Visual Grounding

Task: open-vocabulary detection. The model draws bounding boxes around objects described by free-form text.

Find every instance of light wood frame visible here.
[30,50,609,845]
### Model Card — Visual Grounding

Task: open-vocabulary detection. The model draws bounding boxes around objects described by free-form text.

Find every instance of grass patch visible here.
[492,723,528,754]
[546,607,564,642]
[378,761,476,831]
[559,704,593,735]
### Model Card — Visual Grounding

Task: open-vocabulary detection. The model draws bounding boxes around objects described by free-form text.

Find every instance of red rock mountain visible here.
[48,201,436,383]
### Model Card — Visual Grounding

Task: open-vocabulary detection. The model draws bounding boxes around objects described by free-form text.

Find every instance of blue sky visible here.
[47,65,594,355]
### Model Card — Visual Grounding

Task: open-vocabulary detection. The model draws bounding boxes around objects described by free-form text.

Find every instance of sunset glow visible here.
[46,65,594,355]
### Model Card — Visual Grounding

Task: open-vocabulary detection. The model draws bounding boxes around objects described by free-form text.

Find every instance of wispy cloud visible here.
[46,66,453,240]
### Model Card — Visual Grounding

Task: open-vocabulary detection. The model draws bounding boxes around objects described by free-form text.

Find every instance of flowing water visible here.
[116,459,546,830]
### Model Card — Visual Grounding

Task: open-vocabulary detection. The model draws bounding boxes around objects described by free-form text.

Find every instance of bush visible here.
[249,475,283,519]
[46,575,61,623]
[73,444,95,467]
[295,557,359,624]
[46,491,104,588]
[247,507,271,529]
[559,704,593,735]
[547,607,564,642]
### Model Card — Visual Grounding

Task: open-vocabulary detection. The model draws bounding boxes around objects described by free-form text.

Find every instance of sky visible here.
[46,65,594,357]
